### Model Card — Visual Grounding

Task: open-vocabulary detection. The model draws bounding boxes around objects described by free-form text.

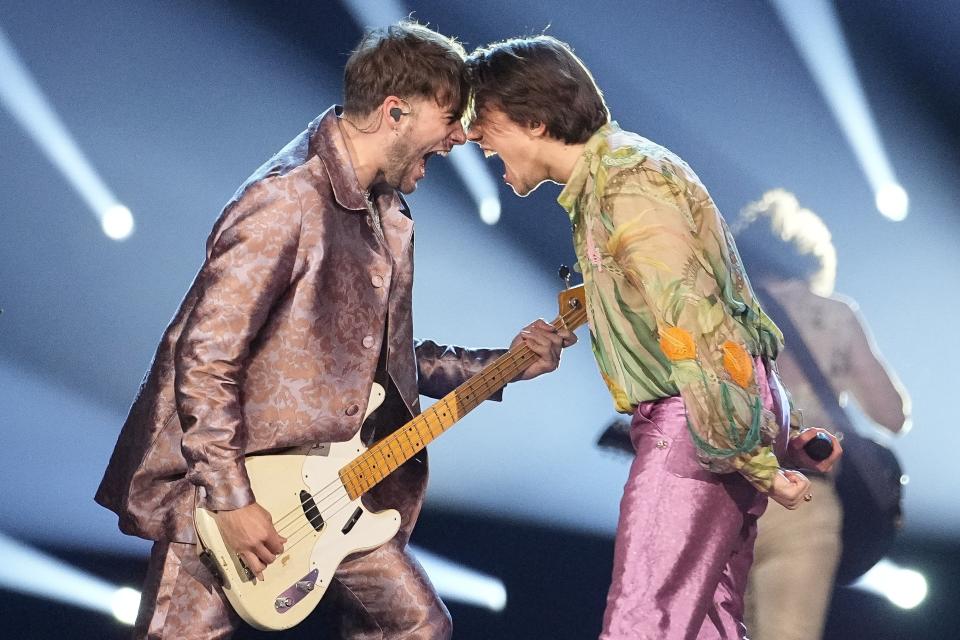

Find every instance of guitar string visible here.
[272,305,586,546]
[275,347,544,551]
[272,305,586,549]
[276,302,585,531]
[268,350,531,539]
[268,385,467,534]
[277,348,546,554]
[278,346,546,551]
[268,304,586,549]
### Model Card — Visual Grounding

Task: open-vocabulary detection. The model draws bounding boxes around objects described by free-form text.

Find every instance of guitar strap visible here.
[755,283,902,507]
[755,283,904,584]
[753,284,854,435]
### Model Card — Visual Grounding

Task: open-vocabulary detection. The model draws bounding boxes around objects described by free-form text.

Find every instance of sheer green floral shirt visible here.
[558,122,786,490]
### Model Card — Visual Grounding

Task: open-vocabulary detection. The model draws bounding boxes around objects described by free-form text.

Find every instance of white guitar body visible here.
[194,383,400,631]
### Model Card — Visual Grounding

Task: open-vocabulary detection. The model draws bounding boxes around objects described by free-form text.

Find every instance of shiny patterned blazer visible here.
[95,107,504,544]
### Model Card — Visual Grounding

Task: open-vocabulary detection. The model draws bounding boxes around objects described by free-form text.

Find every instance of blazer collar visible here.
[310,106,370,212]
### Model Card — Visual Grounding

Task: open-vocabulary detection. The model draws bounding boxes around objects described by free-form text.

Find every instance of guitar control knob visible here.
[275,596,293,611]
[296,580,315,592]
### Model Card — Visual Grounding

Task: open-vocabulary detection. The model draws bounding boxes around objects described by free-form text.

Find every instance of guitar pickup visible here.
[341,507,363,534]
[300,490,325,531]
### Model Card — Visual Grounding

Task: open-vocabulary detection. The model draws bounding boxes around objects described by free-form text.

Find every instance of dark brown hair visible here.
[343,21,468,118]
[466,35,610,144]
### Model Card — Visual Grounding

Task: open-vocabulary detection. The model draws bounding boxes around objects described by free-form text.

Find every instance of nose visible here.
[448,122,467,146]
[466,127,482,143]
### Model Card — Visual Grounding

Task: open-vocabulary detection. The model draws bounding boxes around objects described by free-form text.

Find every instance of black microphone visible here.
[803,432,834,461]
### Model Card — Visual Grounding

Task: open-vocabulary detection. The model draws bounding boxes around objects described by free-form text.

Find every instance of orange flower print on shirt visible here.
[659,326,696,361]
[722,341,753,388]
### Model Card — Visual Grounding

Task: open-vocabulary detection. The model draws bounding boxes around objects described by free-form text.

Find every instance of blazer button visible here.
[371,274,384,288]
[346,404,360,416]
[362,335,375,349]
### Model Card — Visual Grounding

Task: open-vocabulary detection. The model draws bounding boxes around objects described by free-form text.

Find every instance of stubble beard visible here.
[384,136,421,194]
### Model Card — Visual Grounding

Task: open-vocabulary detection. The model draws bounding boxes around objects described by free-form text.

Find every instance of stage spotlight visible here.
[770,0,908,221]
[0,532,138,625]
[101,204,135,240]
[853,558,928,610]
[875,182,909,222]
[340,0,504,225]
[0,26,134,240]
[480,195,502,225]
[411,544,507,611]
[110,586,142,625]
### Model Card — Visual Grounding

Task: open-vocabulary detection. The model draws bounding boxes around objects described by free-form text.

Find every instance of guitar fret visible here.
[414,418,433,443]
[421,412,441,438]
[400,424,418,451]
[387,436,404,465]
[372,445,392,476]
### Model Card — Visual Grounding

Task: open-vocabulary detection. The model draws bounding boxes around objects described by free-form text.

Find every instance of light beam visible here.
[770,0,908,221]
[0,531,139,625]
[0,26,133,239]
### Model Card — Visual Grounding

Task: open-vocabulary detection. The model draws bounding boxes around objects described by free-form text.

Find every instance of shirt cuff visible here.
[733,445,781,492]
[188,459,256,512]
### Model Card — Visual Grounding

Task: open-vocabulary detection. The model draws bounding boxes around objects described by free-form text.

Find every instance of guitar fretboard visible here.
[338,299,586,500]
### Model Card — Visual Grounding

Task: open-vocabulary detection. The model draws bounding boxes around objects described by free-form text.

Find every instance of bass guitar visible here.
[195,285,587,630]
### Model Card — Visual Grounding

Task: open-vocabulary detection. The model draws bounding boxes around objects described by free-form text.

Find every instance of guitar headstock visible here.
[556,284,588,332]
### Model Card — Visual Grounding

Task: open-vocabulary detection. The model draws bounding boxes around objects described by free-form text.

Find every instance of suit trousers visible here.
[600,358,787,640]
[133,536,452,640]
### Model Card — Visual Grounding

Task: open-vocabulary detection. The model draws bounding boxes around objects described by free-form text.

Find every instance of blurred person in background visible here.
[736,190,911,640]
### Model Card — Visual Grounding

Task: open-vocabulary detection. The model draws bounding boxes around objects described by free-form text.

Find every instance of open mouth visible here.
[418,149,449,178]
[501,159,512,185]
[424,149,449,162]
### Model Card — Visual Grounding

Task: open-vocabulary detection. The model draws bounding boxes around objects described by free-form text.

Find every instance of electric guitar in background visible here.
[195,285,587,630]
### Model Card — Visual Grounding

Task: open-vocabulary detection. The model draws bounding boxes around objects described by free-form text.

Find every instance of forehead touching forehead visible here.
[467,101,516,136]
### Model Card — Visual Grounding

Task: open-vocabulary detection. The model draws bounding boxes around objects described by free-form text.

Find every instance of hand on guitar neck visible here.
[510,319,578,382]
[212,503,287,580]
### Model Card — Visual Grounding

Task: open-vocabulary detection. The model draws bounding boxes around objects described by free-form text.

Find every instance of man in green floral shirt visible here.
[466,36,842,639]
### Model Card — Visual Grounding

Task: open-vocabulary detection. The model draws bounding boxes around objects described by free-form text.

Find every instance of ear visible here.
[528,120,548,138]
[383,95,410,124]
[380,96,406,128]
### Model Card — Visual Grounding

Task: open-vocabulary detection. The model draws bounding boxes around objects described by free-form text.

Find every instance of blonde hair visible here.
[735,189,837,296]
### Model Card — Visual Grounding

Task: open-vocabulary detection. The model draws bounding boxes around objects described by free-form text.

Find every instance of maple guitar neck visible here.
[339,285,587,500]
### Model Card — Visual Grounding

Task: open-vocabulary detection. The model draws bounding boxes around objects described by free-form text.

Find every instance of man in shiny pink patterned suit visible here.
[95,22,573,639]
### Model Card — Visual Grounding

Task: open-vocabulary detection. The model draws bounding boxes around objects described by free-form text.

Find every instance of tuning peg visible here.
[558,264,571,290]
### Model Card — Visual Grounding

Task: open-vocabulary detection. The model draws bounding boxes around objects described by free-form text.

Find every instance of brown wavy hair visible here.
[344,21,468,118]
[466,35,610,144]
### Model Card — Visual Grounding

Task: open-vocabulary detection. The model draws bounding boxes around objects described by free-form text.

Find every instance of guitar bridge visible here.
[275,569,320,613]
